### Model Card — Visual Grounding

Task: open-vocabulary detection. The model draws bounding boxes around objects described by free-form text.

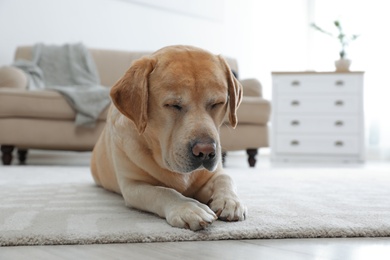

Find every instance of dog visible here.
[91,45,247,231]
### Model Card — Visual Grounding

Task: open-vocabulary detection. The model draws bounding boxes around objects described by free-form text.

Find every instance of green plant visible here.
[311,20,359,59]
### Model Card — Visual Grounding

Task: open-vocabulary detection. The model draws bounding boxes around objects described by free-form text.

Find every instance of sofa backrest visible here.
[14,46,239,87]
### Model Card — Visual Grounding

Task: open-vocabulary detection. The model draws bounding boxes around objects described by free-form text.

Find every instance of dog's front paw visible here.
[166,199,217,231]
[208,195,247,222]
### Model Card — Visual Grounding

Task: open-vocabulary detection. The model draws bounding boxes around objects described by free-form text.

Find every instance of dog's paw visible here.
[208,195,247,222]
[166,199,217,231]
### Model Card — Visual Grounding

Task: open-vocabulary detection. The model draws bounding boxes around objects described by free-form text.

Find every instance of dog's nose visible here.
[192,142,216,161]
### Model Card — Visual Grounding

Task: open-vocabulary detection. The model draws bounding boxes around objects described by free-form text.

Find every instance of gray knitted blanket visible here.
[13,43,110,127]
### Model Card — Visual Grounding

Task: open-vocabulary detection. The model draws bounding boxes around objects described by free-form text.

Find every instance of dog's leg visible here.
[118,178,217,231]
[196,173,247,222]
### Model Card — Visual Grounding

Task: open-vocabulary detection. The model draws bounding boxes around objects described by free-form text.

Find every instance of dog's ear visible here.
[218,56,243,128]
[110,57,156,134]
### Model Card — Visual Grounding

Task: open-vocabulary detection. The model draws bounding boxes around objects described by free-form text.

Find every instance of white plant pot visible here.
[335,58,351,72]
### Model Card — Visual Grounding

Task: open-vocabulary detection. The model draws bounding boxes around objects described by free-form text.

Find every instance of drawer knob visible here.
[335,80,345,86]
[335,120,344,126]
[291,80,300,86]
[335,100,344,106]
[291,120,300,126]
[290,140,300,146]
[291,100,300,106]
[334,141,344,147]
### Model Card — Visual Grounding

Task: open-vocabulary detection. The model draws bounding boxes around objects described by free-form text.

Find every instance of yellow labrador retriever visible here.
[91,45,247,231]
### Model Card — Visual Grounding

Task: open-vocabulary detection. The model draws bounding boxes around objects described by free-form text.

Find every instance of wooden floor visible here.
[2,238,390,260]
[1,150,390,259]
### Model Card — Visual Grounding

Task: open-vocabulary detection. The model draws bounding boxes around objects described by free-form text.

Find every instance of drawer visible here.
[273,74,362,95]
[277,96,359,114]
[275,135,360,155]
[276,115,360,134]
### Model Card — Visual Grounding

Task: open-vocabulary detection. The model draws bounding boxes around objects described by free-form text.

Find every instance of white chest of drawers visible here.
[271,72,365,163]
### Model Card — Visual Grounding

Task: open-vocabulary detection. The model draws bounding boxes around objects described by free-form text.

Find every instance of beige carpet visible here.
[1,165,389,246]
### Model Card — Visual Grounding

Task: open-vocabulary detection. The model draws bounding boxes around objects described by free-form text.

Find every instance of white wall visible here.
[0,0,226,62]
[248,0,309,98]
[0,0,310,100]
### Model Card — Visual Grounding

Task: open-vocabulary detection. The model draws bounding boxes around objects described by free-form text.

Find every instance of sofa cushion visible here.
[15,47,240,88]
[0,88,268,125]
[0,88,108,120]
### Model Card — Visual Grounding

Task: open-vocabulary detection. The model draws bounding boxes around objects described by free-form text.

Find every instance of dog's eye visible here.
[211,102,224,110]
[172,104,182,111]
[165,104,182,111]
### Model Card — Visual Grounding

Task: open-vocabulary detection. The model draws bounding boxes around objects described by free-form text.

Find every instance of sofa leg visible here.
[1,145,15,165]
[246,149,258,167]
[18,149,28,165]
[221,152,227,167]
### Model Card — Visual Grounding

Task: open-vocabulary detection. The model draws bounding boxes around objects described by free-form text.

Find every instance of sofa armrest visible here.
[240,78,262,97]
[0,66,28,89]
[223,96,270,125]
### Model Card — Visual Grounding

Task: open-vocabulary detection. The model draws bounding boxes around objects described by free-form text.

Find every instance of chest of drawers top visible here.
[272,71,364,95]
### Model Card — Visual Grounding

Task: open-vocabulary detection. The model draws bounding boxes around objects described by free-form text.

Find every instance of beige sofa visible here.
[0,46,270,166]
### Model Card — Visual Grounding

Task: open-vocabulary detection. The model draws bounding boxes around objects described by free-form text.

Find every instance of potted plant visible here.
[311,20,359,72]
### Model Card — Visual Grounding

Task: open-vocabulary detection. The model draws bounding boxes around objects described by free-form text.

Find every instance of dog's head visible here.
[110,45,242,173]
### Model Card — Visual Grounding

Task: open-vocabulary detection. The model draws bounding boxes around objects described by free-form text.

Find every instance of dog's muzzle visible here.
[189,139,218,171]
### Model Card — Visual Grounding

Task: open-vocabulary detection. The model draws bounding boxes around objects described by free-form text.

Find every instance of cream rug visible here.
[1,165,390,246]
